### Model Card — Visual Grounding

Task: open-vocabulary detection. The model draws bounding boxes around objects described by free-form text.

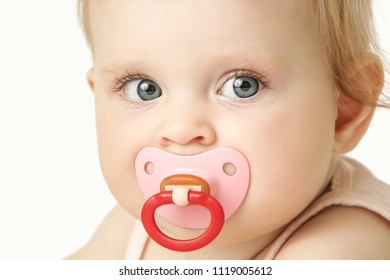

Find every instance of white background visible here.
[0,1,389,259]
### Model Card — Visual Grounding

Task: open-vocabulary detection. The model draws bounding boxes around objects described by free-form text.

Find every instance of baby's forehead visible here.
[88,0,314,21]
[89,0,321,65]
[88,0,317,37]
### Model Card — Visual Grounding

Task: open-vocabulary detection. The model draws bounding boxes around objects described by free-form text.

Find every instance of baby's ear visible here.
[86,68,95,92]
[333,54,384,154]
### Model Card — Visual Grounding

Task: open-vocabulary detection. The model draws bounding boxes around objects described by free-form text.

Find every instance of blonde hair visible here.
[77,0,388,107]
[77,0,91,48]
[315,0,388,107]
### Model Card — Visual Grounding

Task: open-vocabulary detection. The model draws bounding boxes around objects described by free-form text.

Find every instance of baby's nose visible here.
[156,105,217,147]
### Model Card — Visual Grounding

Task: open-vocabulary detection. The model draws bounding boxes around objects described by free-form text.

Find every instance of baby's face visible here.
[89,0,339,245]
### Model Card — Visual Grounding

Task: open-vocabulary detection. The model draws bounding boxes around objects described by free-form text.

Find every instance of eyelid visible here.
[222,69,270,89]
[110,70,149,93]
[215,69,271,104]
[108,71,163,108]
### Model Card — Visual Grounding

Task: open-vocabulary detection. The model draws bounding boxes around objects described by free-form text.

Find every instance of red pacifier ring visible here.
[141,191,225,252]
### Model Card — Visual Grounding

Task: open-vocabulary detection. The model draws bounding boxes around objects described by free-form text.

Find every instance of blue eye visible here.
[124,79,162,102]
[220,76,261,99]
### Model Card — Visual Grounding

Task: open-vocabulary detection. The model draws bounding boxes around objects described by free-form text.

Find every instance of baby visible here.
[67,0,390,259]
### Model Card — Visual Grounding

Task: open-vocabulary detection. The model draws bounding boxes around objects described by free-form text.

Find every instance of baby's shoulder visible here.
[65,204,136,259]
[275,205,390,259]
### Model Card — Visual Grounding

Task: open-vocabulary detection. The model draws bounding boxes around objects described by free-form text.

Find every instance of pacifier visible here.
[136,147,250,251]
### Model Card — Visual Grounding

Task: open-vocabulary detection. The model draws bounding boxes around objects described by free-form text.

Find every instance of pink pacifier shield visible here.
[135,147,250,228]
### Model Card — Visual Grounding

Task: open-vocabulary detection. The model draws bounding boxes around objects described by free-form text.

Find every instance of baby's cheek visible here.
[102,159,146,218]
[97,140,143,213]
[240,149,329,231]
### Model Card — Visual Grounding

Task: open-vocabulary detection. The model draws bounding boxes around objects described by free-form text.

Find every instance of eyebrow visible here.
[212,49,289,74]
[96,59,147,75]
[96,49,289,77]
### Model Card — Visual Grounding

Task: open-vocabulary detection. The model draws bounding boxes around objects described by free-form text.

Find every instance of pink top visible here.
[125,156,390,260]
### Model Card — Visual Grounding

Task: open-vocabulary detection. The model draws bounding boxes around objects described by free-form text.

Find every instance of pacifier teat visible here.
[160,174,210,206]
[136,147,250,251]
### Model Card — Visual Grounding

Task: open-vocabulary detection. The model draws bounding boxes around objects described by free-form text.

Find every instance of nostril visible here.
[223,162,237,176]
[159,135,208,147]
[194,136,206,144]
[145,162,155,175]
[157,121,217,147]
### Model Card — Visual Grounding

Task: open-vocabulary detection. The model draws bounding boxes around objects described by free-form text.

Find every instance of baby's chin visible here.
[150,212,263,248]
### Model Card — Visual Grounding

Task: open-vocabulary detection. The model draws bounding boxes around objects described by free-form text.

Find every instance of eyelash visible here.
[110,68,271,98]
[110,70,147,93]
[222,69,270,90]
